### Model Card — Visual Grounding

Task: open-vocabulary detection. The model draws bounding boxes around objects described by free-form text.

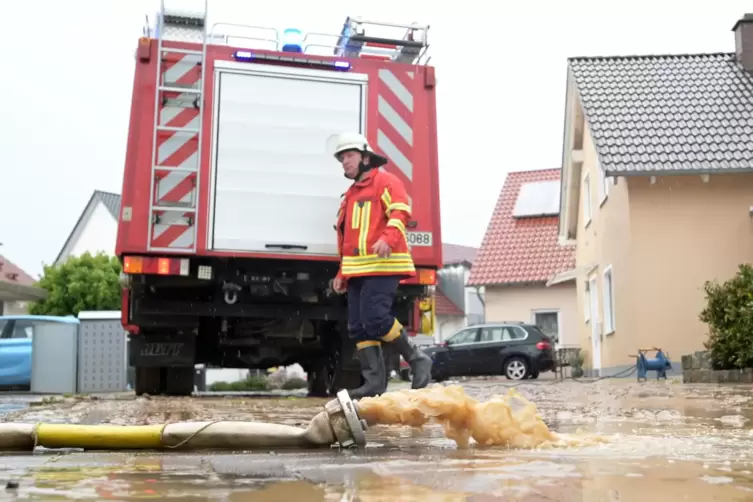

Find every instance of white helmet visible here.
[326,132,388,167]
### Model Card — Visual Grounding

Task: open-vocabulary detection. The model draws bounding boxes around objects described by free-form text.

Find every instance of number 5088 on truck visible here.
[116,1,443,397]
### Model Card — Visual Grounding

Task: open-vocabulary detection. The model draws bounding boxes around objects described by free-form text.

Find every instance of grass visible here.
[208,374,308,392]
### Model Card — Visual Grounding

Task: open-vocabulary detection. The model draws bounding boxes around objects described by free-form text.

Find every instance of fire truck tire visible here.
[165,367,195,396]
[307,358,331,398]
[134,367,162,396]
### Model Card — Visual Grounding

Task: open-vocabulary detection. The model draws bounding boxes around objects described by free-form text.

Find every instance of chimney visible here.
[733,13,753,71]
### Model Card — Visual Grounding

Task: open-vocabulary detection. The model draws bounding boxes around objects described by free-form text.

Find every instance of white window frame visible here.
[596,157,609,206]
[531,309,561,342]
[602,265,616,335]
[583,173,592,227]
[583,281,591,324]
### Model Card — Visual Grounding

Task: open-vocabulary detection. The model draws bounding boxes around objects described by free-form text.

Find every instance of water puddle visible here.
[2,380,753,498]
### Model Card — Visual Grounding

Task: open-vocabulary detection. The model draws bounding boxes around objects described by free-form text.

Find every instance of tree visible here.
[699,263,753,370]
[30,252,122,317]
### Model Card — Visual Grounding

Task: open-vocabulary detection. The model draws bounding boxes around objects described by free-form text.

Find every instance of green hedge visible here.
[700,264,753,370]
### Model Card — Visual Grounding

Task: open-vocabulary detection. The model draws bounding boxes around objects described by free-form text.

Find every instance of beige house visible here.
[469,168,578,347]
[555,14,753,375]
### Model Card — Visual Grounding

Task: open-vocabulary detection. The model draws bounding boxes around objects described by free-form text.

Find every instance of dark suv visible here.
[423,322,556,381]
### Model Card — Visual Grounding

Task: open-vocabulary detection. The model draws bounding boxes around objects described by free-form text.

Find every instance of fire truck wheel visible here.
[134,367,162,396]
[307,358,332,398]
[165,367,195,396]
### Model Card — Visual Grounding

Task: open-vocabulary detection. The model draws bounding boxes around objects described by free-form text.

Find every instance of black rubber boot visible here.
[348,344,388,399]
[389,330,432,389]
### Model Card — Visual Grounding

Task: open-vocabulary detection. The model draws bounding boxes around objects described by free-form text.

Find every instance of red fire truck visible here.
[116,1,442,396]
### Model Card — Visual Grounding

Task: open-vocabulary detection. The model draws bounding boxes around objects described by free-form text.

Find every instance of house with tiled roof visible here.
[554,13,753,375]
[433,243,484,343]
[55,190,122,265]
[468,168,578,346]
[0,252,46,315]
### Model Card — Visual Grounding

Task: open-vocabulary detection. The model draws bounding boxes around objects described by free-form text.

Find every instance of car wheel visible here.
[504,357,530,380]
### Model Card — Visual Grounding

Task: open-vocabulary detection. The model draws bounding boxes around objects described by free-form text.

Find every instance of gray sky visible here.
[1,1,750,276]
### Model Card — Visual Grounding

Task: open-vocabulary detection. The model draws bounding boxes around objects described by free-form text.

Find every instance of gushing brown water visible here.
[356,384,603,449]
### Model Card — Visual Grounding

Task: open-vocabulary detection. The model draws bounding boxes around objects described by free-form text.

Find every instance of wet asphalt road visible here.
[2,377,753,500]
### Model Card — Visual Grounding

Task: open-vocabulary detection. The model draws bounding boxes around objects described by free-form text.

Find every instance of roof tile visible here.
[435,287,464,316]
[0,254,36,287]
[467,169,575,286]
[569,53,753,174]
[442,243,478,266]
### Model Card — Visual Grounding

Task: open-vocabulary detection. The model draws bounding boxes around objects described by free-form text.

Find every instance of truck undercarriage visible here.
[125,257,422,396]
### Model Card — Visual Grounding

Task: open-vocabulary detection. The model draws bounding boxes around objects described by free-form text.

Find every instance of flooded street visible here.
[1,378,753,500]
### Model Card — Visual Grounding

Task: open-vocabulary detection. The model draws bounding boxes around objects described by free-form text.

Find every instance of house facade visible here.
[555,14,753,375]
[469,169,578,347]
[433,243,483,342]
[55,190,121,265]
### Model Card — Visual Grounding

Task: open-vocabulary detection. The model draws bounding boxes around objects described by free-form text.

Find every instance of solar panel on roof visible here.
[512,180,560,218]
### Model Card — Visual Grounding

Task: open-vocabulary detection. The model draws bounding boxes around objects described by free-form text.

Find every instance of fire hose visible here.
[0,390,367,452]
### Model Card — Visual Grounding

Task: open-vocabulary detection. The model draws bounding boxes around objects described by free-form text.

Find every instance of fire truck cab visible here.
[116,0,443,396]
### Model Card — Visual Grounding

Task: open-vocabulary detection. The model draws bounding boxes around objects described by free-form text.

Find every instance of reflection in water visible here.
[6,380,753,499]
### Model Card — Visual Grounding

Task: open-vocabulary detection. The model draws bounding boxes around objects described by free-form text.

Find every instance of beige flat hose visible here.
[0,391,367,452]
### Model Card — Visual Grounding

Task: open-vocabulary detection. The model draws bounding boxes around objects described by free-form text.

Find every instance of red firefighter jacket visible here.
[335,169,416,280]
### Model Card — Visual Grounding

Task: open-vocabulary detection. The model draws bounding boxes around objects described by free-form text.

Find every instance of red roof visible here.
[442,243,478,266]
[467,169,575,286]
[0,254,36,287]
[435,287,464,316]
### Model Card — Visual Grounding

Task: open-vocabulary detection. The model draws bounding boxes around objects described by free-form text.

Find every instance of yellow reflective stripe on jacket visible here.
[381,188,392,216]
[386,202,411,215]
[387,218,407,242]
[357,201,372,256]
[381,187,411,217]
[351,203,361,229]
[341,253,416,275]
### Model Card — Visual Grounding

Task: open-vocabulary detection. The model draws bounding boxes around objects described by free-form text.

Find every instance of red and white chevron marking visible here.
[152,210,195,249]
[376,68,414,199]
[151,52,201,249]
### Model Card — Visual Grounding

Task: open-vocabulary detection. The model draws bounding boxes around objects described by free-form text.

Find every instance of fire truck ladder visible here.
[147,0,208,253]
[334,17,430,64]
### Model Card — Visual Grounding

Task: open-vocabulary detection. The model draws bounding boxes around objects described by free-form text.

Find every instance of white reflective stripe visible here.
[162,54,201,85]
[378,69,413,112]
[157,116,200,164]
[377,96,413,146]
[406,71,414,79]
[156,152,198,200]
[377,130,412,181]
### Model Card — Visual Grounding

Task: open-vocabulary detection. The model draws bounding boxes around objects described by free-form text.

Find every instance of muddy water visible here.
[2,379,753,500]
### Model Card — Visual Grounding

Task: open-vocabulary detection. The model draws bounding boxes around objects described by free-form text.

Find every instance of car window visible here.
[12,322,33,339]
[501,326,528,341]
[479,327,504,342]
[447,328,477,345]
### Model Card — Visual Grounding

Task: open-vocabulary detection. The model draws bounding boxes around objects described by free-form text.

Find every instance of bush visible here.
[209,375,269,392]
[30,252,121,316]
[281,377,307,390]
[700,264,753,370]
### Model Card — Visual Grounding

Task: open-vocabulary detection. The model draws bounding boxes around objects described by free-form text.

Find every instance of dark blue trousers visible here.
[346,276,401,344]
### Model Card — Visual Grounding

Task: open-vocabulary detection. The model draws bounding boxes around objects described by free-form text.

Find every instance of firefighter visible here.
[327,132,433,399]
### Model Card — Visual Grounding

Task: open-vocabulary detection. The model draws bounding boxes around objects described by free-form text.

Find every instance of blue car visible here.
[0,316,34,388]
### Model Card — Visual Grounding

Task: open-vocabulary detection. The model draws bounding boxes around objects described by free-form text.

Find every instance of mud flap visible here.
[129,334,196,367]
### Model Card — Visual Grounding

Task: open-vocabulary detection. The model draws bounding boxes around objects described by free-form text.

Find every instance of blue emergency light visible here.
[281,28,304,53]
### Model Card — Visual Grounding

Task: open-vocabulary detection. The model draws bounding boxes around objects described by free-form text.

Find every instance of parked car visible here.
[0,317,34,388]
[422,323,556,381]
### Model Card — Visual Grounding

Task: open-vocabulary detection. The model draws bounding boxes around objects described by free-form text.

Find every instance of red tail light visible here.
[536,341,552,350]
[123,256,189,276]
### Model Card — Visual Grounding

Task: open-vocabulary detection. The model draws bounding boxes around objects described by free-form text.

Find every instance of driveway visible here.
[1,377,753,500]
